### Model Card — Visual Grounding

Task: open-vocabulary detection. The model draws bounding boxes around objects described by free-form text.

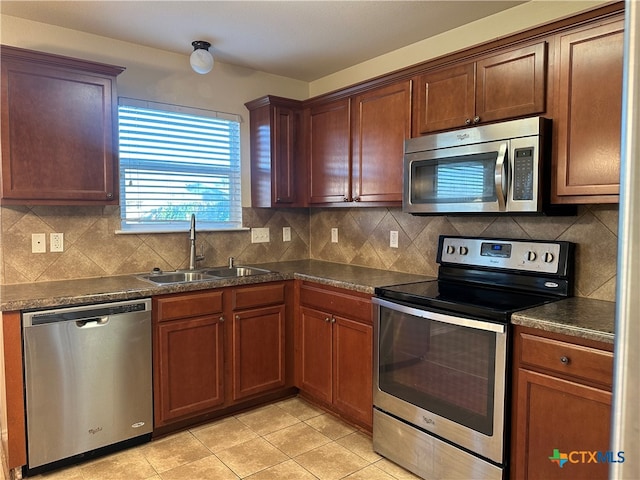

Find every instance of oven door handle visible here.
[373,297,506,334]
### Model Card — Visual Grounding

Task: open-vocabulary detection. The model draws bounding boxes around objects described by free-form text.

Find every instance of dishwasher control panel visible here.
[23,298,151,326]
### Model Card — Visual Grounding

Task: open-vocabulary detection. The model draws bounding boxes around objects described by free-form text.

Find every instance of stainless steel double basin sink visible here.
[137,266,271,285]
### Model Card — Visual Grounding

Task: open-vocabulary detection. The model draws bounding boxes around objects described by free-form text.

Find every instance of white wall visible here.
[309,0,611,96]
[0,1,611,204]
[0,15,309,206]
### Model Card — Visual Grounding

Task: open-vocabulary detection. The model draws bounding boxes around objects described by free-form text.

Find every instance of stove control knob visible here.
[543,252,555,263]
[526,251,537,262]
[446,245,455,255]
[459,246,469,255]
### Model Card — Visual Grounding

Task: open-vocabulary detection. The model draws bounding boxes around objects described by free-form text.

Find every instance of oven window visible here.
[378,306,496,435]
[410,152,498,204]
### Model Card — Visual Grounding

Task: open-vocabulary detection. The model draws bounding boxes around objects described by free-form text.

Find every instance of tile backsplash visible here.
[0,204,618,301]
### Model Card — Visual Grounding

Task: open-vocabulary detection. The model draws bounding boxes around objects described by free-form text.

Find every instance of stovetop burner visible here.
[375,235,575,322]
[375,280,559,322]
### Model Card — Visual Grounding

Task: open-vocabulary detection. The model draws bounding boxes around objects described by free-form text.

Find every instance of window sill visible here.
[115,227,250,235]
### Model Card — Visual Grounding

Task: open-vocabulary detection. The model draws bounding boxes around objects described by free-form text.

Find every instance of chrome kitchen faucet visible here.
[189,214,205,270]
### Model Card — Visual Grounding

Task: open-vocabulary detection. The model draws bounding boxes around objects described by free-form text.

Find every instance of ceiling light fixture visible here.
[190,40,214,74]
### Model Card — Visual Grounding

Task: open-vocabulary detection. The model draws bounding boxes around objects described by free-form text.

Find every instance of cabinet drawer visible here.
[300,283,371,324]
[233,283,285,310]
[519,333,613,388]
[155,290,223,322]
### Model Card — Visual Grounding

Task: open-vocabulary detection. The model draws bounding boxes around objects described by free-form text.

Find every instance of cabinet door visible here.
[513,369,611,480]
[476,42,547,123]
[307,99,351,203]
[247,97,303,208]
[1,56,119,204]
[298,306,333,403]
[333,315,373,428]
[154,316,224,426]
[231,305,286,401]
[352,81,411,204]
[553,20,623,203]
[272,105,298,205]
[413,63,475,135]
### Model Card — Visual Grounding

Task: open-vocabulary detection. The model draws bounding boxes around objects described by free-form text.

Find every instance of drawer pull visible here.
[560,356,570,365]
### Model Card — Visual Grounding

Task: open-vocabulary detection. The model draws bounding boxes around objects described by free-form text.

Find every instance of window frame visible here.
[116,97,245,234]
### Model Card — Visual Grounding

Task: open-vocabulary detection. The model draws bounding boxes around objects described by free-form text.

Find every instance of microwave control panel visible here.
[439,236,564,274]
[513,147,534,201]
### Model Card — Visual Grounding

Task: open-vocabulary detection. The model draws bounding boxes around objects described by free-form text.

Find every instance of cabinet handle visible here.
[276,197,281,202]
[353,196,361,202]
[343,197,350,202]
[473,116,481,124]
[465,118,472,125]
[560,356,570,365]
[324,317,331,322]
[235,315,240,321]
[330,317,336,323]
[219,316,225,323]
[106,192,113,199]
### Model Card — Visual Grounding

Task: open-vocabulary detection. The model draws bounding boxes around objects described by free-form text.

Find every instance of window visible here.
[117,98,242,232]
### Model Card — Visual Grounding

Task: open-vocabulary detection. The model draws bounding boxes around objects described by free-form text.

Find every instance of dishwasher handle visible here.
[75,317,109,328]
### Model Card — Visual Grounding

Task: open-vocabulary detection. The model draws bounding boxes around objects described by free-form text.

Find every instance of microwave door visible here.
[405,140,508,213]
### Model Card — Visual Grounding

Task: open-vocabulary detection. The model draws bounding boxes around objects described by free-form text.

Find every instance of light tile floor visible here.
[27,397,421,480]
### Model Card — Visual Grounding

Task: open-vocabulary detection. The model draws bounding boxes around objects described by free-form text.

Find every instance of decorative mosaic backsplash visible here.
[0,204,618,301]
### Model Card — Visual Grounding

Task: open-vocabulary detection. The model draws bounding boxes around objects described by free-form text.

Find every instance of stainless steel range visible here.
[373,235,574,480]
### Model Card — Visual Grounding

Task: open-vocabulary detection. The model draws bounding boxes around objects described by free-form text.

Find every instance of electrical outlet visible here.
[331,228,338,243]
[50,233,64,252]
[283,226,291,242]
[32,233,46,253]
[251,227,270,243]
[390,230,399,248]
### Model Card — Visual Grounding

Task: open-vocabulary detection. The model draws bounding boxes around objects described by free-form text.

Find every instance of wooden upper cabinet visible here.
[413,63,475,134]
[306,79,411,206]
[0,45,124,205]
[307,98,351,204]
[246,96,304,207]
[552,18,624,204]
[413,42,547,135]
[352,80,412,204]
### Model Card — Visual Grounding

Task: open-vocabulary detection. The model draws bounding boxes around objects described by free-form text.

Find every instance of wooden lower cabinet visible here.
[510,326,614,479]
[153,282,291,429]
[153,291,225,427]
[231,283,287,401]
[297,282,373,429]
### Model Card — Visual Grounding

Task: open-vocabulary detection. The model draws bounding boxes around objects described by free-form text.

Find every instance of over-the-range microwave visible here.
[403,116,574,215]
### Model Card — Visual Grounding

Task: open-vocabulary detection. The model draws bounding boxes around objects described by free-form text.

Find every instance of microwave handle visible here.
[494,143,508,211]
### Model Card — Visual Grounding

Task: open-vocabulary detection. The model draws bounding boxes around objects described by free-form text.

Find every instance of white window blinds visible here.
[118,98,242,232]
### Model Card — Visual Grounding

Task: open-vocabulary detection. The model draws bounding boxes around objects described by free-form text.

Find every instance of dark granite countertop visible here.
[0,260,433,312]
[511,296,615,344]
[1,260,616,344]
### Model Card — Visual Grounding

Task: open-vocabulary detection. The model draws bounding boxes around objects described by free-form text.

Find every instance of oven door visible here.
[373,297,508,464]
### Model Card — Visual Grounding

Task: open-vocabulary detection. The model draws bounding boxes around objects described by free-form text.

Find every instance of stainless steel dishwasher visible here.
[22,298,153,472]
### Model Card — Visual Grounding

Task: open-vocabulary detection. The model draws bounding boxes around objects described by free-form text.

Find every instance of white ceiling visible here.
[1,1,527,82]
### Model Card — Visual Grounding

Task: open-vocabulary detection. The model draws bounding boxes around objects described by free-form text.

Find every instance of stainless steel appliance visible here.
[23,298,153,473]
[373,235,574,479]
[403,116,566,215]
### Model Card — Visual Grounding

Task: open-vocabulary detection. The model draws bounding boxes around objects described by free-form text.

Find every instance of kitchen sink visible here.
[137,271,217,284]
[200,266,271,277]
[136,266,271,284]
